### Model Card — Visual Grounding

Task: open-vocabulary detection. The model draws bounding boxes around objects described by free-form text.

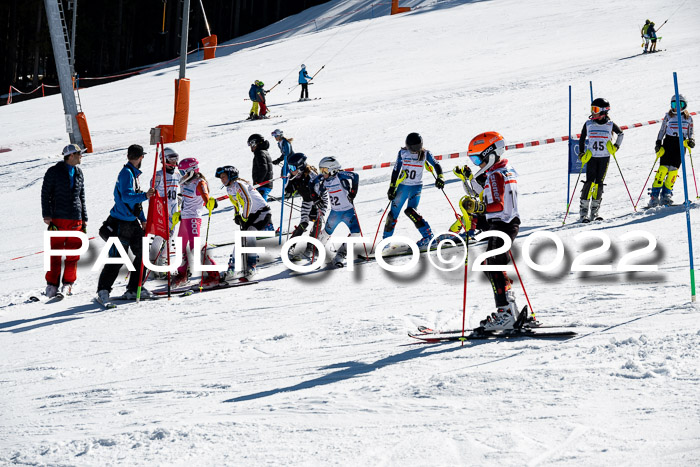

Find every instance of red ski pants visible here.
[45,218,84,286]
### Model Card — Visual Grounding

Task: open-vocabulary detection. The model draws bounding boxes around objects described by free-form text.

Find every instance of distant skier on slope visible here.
[460,131,524,331]
[578,98,624,223]
[298,64,313,101]
[309,156,360,268]
[382,132,443,250]
[215,166,274,279]
[247,80,268,120]
[283,153,329,261]
[649,94,695,207]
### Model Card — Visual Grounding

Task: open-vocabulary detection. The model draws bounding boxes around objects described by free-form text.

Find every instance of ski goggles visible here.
[469,155,484,165]
[671,100,687,110]
[407,143,423,154]
[247,140,257,147]
[591,105,610,114]
[287,163,297,172]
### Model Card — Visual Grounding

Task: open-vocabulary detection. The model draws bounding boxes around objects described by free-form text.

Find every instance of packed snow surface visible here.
[2,0,700,464]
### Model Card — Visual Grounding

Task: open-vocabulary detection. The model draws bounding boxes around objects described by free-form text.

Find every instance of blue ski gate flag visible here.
[568,138,586,173]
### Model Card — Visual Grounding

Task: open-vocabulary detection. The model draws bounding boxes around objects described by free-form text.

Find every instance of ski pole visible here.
[684,141,699,198]
[563,163,584,224]
[607,141,636,211]
[509,250,535,321]
[352,204,370,261]
[634,149,663,208]
[286,196,295,241]
[199,197,216,292]
[425,164,469,232]
[459,243,469,345]
[370,170,408,254]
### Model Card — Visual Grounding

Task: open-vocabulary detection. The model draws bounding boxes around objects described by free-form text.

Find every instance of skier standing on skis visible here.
[650,95,695,207]
[461,132,523,331]
[298,64,313,101]
[41,143,88,298]
[248,133,274,201]
[310,156,360,267]
[171,158,220,287]
[382,132,444,249]
[148,147,181,273]
[215,166,273,279]
[578,98,624,223]
[284,153,329,261]
[96,145,156,302]
[647,21,658,53]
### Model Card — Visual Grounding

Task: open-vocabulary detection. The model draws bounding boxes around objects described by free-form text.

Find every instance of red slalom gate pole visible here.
[509,251,534,320]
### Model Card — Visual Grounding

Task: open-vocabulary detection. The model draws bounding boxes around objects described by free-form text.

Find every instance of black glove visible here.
[81,222,87,234]
[435,176,445,189]
[387,186,397,201]
[454,165,472,178]
[272,157,283,165]
[309,191,319,202]
[213,199,218,210]
[348,190,356,201]
[234,215,243,226]
[688,138,696,149]
[475,173,487,187]
[291,221,309,238]
[655,140,662,153]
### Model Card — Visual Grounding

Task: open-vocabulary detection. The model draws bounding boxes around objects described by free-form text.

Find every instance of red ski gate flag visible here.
[146,193,169,239]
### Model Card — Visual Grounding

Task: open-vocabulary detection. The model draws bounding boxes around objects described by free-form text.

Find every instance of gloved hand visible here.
[387,186,397,201]
[172,211,181,226]
[348,190,356,201]
[272,157,283,166]
[81,222,87,234]
[206,197,218,212]
[309,191,319,202]
[475,173,487,187]
[453,165,472,180]
[688,138,696,149]
[606,140,617,156]
[655,140,662,153]
[435,175,445,189]
[461,196,484,214]
[234,215,243,226]
[580,149,592,164]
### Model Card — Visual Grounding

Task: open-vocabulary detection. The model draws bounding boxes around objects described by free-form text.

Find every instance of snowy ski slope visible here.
[1,0,700,464]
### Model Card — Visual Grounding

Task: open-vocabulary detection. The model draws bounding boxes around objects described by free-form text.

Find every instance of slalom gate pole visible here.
[137,141,163,302]
[370,201,391,254]
[673,72,696,302]
[563,163,584,224]
[567,86,572,206]
[279,156,288,245]
[199,198,215,293]
[684,143,699,198]
[509,251,534,319]
[634,152,661,208]
[160,138,172,299]
[287,196,295,241]
[610,152,637,211]
[352,205,370,261]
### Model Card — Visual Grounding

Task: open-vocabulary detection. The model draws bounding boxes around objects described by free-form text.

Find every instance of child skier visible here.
[650,94,695,207]
[215,165,273,279]
[284,153,329,260]
[298,64,313,101]
[461,131,523,331]
[578,98,624,223]
[383,132,444,249]
[172,158,219,287]
[148,147,181,273]
[310,156,360,267]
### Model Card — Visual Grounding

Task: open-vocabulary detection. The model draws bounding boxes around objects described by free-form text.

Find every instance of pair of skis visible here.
[409,324,576,343]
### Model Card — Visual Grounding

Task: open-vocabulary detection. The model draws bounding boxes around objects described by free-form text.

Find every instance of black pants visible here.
[242,207,272,231]
[661,136,683,168]
[580,157,609,201]
[483,219,520,307]
[97,218,147,293]
[300,83,309,99]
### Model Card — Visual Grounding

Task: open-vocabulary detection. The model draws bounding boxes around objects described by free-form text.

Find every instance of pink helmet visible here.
[178,157,199,176]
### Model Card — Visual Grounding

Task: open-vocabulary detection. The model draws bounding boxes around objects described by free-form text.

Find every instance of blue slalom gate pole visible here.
[568,85,572,205]
[673,72,696,302]
[589,81,593,101]
[279,155,288,244]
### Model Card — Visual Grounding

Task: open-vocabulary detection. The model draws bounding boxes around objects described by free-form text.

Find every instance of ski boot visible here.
[660,187,673,206]
[45,283,59,298]
[579,199,591,223]
[590,199,603,221]
[61,282,74,296]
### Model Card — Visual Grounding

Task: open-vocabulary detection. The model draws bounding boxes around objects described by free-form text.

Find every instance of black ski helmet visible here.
[590,97,610,119]
[247,134,264,146]
[215,165,239,184]
[287,152,308,171]
[405,132,423,153]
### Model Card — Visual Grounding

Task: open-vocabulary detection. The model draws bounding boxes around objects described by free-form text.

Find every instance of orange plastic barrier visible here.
[391,0,410,15]
[173,78,190,142]
[75,112,93,153]
[202,35,218,60]
[157,124,174,144]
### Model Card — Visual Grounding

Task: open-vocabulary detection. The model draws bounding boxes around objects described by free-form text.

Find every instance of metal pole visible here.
[180,0,191,79]
[589,81,593,101]
[43,0,83,146]
[672,72,696,302]
[568,85,572,205]
[69,0,77,75]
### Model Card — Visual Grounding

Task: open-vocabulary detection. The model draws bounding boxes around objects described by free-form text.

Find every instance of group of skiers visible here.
[641,19,659,54]
[247,65,316,120]
[40,93,694,331]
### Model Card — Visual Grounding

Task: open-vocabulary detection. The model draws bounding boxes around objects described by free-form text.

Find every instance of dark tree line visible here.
[1,0,329,104]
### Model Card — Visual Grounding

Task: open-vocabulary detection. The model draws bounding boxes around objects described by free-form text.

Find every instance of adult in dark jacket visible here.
[248,133,274,201]
[41,143,88,297]
[96,145,155,302]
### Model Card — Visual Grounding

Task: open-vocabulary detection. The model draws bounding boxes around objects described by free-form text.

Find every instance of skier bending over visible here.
[578,97,624,223]
[650,94,695,207]
[310,156,360,268]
